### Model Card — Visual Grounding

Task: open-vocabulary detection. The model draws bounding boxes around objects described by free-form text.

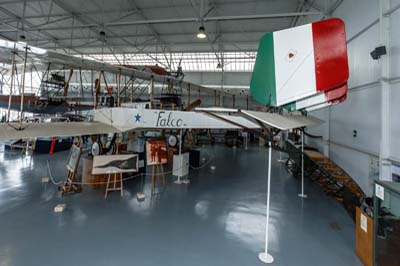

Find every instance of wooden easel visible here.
[61,145,82,195]
[105,173,123,199]
[62,169,82,194]
[104,137,123,199]
[151,164,166,194]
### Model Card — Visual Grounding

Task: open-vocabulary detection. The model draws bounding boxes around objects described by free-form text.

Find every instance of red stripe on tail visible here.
[312,18,349,92]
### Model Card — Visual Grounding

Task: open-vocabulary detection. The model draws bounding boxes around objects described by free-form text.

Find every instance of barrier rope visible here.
[46,148,215,186]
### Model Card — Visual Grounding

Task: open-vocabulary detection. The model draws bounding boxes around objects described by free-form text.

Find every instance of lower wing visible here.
[0,122,120,141]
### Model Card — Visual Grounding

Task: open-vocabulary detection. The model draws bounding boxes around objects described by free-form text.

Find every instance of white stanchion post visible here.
[179,129,182,155]
[298,130,307,198]
[180,129,190,184]
[277,131,286,163]
[175,129,184,184]
[259,141,274,264]
[277,149,286,163]
[245,132,248,150]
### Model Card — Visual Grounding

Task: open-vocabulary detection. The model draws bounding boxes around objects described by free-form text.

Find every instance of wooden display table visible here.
[304,149,365,199]
[301,148,366,221]
[82,157,108,189]
[285,141,366,221]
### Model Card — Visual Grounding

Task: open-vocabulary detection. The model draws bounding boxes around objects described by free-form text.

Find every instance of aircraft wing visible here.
[195,107,239,113]
[69,108,321,133]
[93,108,261,132]
[0,122,120,141]
[0,108,323,141]
[195,107,323,130]
[240,110,322,130]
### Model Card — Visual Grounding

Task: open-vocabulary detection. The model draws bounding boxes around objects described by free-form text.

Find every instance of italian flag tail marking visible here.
[250,18,349,107]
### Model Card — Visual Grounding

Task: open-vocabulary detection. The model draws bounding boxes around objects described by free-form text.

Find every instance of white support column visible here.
[379,0,392,181]
[298,130,307,198]
[323,107,331,157]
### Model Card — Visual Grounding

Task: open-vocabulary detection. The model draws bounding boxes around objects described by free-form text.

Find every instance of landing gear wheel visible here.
[91,141,102,156]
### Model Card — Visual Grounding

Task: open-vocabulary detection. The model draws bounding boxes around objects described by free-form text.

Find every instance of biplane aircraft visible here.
[0,18,348,141]
[0,41,191,115]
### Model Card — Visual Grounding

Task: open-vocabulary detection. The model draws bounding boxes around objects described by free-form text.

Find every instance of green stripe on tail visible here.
[250,33,276,106]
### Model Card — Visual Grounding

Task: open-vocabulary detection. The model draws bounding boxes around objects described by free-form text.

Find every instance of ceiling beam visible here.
[124,0,173,67]
[291,0,324,27]
[0,5,82,54]
[188,0,222,64]
[0,11,323,32]
[0,0,268,7]
[125,1,165,45]
[28,29,268,43]
[0,9,139,21]
[46,40,259,51]
[52,0,173,68]
[327,0,344,16]
[291,0,306,27]
[0,0,48,4]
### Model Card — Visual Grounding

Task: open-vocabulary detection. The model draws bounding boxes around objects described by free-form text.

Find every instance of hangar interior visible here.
[0,0,399,266]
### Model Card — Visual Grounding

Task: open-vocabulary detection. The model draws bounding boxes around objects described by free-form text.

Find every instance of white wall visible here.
[390,1,400,161]
[307,0,400,195]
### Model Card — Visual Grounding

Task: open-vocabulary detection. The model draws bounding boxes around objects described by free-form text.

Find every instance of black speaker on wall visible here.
[370,46,387,60]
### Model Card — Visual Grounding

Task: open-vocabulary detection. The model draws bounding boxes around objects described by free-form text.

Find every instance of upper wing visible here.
[0,39,229,97]
[0,122,119,141]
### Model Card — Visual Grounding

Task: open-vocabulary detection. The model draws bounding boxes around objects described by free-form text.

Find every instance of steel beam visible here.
[41,40,259,51]
[3,11,322,32]
[51,0,168,67]
[290,0,306,27]
[0,6,82,54]
[327,0,344,15]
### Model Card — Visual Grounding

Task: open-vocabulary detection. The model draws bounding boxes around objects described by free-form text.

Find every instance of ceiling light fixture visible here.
[197,26,207,39]
[197,0,207,39]
[17,34,27,45]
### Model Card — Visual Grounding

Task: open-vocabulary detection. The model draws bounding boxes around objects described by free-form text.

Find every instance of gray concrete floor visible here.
[0,144,362,266]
